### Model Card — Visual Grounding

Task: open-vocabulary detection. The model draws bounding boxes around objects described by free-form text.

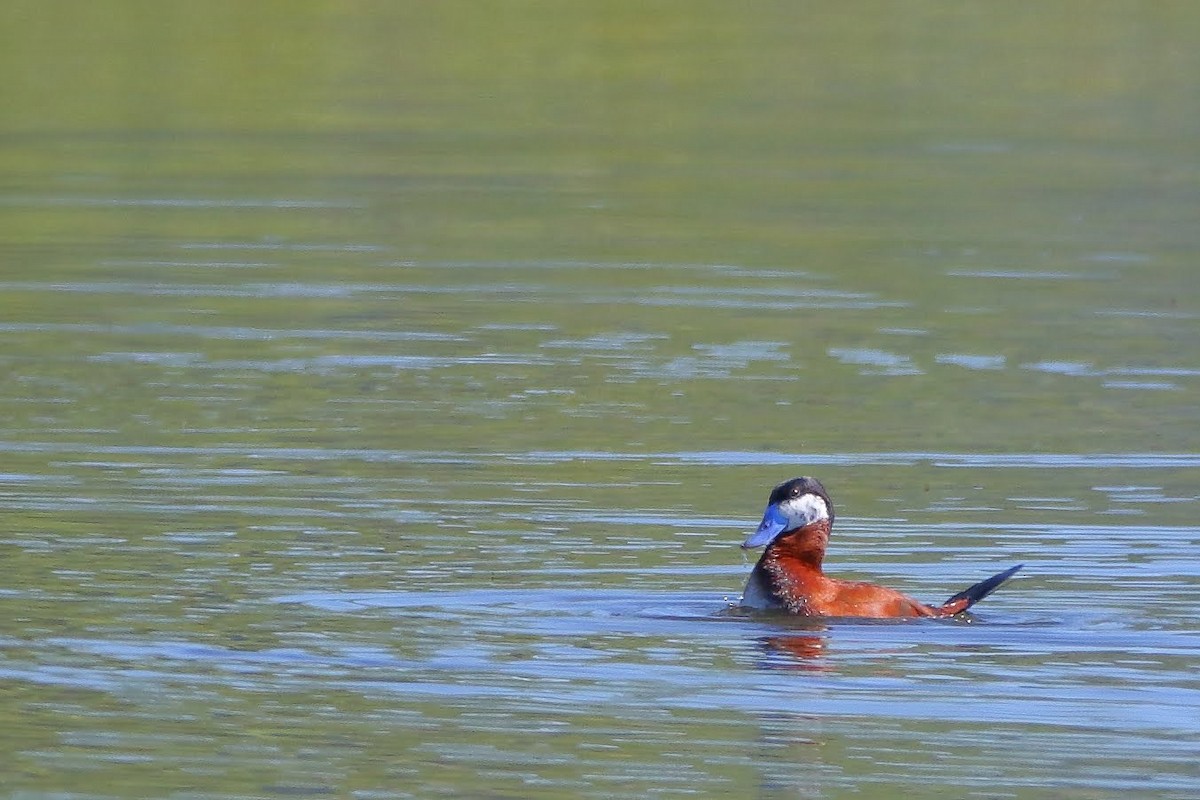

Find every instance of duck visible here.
[740,476,1022,617]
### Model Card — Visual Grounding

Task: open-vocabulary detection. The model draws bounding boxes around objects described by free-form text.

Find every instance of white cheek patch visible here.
[779,494,829,529]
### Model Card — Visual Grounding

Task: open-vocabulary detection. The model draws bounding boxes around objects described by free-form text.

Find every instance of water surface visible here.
[2,3,1200,798]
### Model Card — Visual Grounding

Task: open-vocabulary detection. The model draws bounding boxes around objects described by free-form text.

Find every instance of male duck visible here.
[740,476,1022,617]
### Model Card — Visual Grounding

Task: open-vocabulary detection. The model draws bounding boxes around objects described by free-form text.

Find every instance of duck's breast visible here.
[740,565,782,610]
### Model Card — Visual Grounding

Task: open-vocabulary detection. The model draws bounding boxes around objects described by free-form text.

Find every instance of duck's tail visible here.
[937,564,1023,616]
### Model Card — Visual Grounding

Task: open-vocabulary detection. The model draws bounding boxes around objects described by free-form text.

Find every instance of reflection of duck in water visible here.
[740,477,1022,618]
[758,633,825,662]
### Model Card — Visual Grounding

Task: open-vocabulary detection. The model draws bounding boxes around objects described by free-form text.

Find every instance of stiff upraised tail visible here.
[939,564,1024,616]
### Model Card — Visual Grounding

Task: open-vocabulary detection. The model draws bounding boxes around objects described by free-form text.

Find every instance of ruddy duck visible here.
[740,476,1022,617]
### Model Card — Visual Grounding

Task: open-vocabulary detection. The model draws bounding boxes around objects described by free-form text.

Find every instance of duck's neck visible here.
[763,520,829,574]
[752,521,832,613]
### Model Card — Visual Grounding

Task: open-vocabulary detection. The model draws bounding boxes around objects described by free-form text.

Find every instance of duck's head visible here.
[741,476,834,549]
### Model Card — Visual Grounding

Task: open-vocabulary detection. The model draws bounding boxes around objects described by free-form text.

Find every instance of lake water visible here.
[2,3,1199,798]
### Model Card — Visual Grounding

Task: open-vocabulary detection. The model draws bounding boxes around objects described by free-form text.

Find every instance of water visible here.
[2,3,1200,798]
